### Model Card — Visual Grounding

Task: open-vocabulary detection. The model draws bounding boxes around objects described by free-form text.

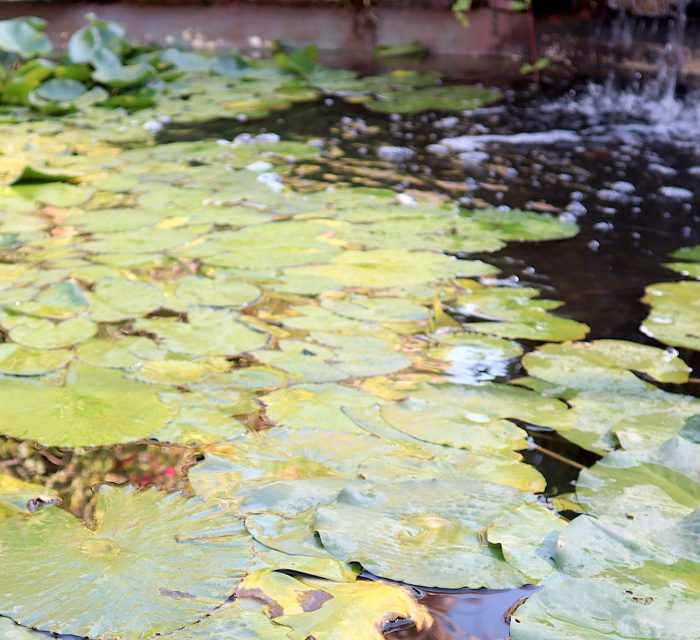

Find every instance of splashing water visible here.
[548,0,699,138]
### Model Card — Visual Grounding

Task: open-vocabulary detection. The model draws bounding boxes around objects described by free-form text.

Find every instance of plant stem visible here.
[532,444,585,470]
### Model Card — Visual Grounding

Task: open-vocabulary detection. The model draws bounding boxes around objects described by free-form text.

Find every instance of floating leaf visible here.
[87,277,163,322]
[0,343,73,376]
[0,485,250,639]
[457,279,589,341]
[379,381,567,452]
[8,316,97,349]
[189,427,400,507]
[315,479,565,588]
[237,571,432,639]
[522,339,691,392]
[13,281,88,319]
[135,308,269,357]
[641,281,700,351]
[365,85,502,114]
[0,362,174,446]
[166,599,288,639]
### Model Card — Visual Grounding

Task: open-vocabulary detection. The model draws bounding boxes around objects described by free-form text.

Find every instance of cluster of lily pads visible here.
[0,18,697,640]
[0,15,501,118]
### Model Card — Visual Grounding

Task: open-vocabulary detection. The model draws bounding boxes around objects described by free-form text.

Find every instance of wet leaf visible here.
[641,281,700,351]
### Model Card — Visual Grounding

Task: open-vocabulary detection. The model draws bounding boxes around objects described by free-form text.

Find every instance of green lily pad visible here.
[262,383,381,433]
[0,343,73,375]
[315,478,565,588]
[135,308,269,357]
[463,208,579,242]
[13,182,92,207]
[522,339,691,392]
[641,281,700,351]
[379,381,567,452]
[92,63,155,89]
[364,85,502,114]
[0,618,40,639]
[189,427,400,507]
[14,281,88,319]
[165,599,288,639]
[0,158,79,186]
[8,316,97,349]
[510,575,697,640]
[161,275,261,312]
[0,485,250,639]
[457,279,589,342]
[285,250,496,291]
[87,277,163,322]
[0,362,174,446]
[76,336,164,368]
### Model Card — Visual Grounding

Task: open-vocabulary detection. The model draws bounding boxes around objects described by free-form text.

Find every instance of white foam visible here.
[439,129,581,153]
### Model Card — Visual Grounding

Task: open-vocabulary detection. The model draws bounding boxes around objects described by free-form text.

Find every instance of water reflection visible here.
[389,586,537,640]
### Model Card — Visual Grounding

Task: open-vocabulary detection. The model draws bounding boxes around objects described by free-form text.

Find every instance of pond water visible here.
[1,39,698,640]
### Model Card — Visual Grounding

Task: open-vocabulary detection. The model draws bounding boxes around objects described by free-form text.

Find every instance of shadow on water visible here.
[387,586,537,640]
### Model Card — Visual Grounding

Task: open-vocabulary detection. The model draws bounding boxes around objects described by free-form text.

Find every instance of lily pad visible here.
[457,280,589,342]
[522,339,691,392]
[364,85,502,114]
[0,485,250,639]
[8,316,97,349]
[236,571,432,639]
[135,308,269,357]
[315,478,565,588]
[510,575,697,640]
[262,383,381,433]
[641,281,700,351]
[15,281,88,319]
[0,362,174,446]
[0,343,72,376]
[189,427,400,506]
[88,277,163,322]
[379,381,567,452]
[166,600,288,639]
